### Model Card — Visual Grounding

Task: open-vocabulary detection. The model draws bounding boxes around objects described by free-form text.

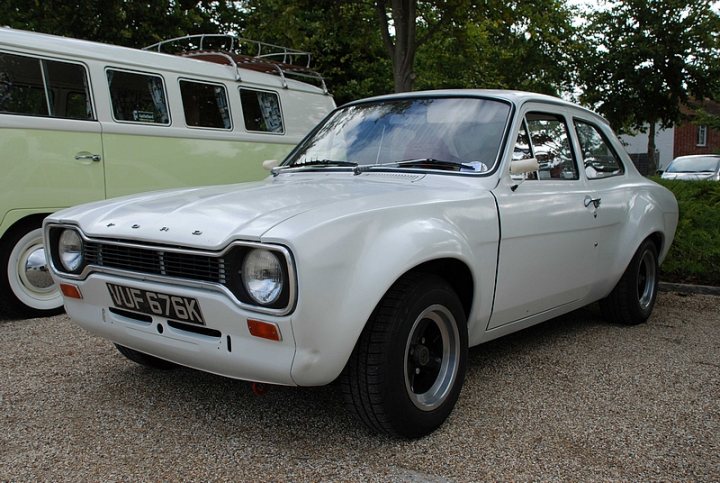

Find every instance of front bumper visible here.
[59,273,298,386]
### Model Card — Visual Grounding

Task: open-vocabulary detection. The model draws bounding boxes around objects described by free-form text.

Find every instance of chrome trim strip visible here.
[45,223,297,317]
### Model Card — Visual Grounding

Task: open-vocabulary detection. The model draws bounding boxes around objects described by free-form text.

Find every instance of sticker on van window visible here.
[132,110,155,122]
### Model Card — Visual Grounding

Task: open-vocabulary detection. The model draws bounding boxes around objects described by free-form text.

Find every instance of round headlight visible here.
[241,249,284,305]
[58,229,84,272]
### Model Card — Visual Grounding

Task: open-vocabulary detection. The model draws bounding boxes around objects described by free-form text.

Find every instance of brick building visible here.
[673,99,720,158]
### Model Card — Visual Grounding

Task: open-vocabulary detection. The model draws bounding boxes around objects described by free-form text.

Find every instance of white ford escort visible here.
[44,90,679,438]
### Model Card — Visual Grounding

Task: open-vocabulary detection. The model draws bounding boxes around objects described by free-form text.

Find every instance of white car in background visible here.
[44,90,679,438]
[661,154,720,181]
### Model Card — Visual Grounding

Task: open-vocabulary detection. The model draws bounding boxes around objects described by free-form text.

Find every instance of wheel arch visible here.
[400,258,474,321]
[1,213,50,242]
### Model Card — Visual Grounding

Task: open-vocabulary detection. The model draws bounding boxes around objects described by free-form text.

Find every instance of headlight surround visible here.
[58,229,84,273]
[241,248,284,305]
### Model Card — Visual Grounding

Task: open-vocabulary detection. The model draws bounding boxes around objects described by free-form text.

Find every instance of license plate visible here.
[106,283,205,325]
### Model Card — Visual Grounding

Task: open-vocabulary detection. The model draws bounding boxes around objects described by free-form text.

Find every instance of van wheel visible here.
[1,223,63,318]
[601,240,659,325]
[341,273,468,438]
[115,344,177,369]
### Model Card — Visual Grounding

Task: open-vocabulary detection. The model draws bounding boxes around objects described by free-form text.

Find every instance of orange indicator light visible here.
[247,319,282,341]
[59,283,82,299]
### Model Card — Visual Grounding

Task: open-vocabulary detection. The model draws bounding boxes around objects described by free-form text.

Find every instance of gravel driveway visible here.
[1,292,718,481]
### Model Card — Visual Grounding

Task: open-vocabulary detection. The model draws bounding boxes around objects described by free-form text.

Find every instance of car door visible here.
[489,107,599,329]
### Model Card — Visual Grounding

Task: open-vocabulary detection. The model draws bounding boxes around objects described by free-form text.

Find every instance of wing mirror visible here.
[263,159,280,171]
[510,157,539,175]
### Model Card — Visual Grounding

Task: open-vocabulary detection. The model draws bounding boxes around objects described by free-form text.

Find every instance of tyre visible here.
[601,239,659,325]
[1,223,63,318]
[341,273,468,438]
[114,344,177,369]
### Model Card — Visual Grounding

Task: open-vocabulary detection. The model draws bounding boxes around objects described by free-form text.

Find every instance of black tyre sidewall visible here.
[383,278,468,438]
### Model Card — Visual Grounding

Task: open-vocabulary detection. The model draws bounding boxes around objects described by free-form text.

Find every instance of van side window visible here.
[0,53,93,119]
[107,69,169,124]
[239,88,284,133]
[179,80,231,129]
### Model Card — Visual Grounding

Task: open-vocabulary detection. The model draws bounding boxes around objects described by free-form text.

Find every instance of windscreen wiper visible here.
[272,159,358,176]
[353,158,482,175]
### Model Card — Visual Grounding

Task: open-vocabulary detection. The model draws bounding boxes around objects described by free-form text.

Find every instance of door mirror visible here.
[510,157,539,175]
[262,159,280,171]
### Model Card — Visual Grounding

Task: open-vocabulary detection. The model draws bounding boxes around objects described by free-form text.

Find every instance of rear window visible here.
[239,88,284,133]
[106,69,169,124]
[0,52,93,119]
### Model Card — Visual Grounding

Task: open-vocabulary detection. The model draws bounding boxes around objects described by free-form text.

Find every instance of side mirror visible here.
[656,169,664,175]
[510,157,539,175]
[263,159,280,171]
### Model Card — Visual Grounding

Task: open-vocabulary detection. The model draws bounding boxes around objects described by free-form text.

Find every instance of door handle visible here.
[75,153,101,162]
[584,196,601,209]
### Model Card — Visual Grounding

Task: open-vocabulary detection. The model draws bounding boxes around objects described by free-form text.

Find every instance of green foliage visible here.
[578,0,720,134]
[654,178,720,286]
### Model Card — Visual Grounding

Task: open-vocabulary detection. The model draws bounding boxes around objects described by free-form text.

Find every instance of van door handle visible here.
[75,153,101,162]
[584,196,601,209]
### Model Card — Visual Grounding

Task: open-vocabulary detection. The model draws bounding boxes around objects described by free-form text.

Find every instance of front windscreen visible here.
[286,97,511,173]
[667,156,720,173]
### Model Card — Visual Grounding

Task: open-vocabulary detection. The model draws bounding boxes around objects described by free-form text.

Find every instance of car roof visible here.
[673,154,720,160]
[342,89,608,124]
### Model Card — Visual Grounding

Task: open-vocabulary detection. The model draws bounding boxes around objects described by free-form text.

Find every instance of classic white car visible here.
[44,90,679,438]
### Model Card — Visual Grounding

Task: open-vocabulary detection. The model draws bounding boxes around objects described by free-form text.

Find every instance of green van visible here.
[0,28,335,316]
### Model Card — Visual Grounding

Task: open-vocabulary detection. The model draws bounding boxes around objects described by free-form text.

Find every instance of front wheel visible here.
[1,224,63,318]
[341,273,468,438]
[601,239,659,325]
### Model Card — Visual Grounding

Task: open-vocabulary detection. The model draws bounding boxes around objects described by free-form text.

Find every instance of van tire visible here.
[1,221,63,318]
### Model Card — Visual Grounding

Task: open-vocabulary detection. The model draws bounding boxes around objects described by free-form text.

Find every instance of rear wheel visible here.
[341,273,468,438]
[115,344,177,369]
[601,239,659,325]
[1,223,63,318]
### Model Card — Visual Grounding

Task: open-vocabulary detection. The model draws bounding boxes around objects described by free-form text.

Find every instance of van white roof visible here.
[0,27,327,95]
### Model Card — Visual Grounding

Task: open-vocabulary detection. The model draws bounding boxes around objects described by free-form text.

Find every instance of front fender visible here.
[264,196,499,386]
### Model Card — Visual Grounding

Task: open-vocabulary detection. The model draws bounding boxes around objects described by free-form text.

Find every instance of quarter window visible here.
[179,80,231,129]
[575,121,624,179]
[239,88,284,133]
[525,113,578,180]
[107,69,169,124]
[0,52,93,119]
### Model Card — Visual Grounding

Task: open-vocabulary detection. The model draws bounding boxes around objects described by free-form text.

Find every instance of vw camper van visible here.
[0,28,335,316]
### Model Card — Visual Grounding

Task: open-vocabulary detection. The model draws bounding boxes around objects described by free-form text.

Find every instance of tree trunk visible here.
[646,122,657,174]
[376,0,417,92]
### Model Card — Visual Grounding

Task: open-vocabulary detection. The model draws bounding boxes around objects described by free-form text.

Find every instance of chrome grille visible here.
[84,242,226,284]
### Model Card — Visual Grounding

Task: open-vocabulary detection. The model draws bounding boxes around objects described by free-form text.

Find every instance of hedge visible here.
[652,178,720,286]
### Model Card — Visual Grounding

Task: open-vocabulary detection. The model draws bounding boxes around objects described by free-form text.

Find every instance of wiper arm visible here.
[353,158,482,175]
[272,159,358,176]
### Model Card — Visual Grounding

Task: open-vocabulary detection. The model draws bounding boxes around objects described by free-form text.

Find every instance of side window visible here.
[574,120,624,179]
[526,112,578,180]
[179,79,231,129]
[107,69,169,124]
[239,88,284,133]
[0,52,92,119]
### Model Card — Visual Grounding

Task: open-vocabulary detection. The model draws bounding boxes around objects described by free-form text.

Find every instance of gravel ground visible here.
[1,292,718,481]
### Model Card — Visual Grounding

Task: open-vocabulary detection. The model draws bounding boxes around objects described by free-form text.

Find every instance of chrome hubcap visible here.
[404,305,459,411]
[21,246,54,292]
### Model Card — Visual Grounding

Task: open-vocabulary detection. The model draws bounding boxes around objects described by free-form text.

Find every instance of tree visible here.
[0,0,238,48]
[578,0,720,171]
